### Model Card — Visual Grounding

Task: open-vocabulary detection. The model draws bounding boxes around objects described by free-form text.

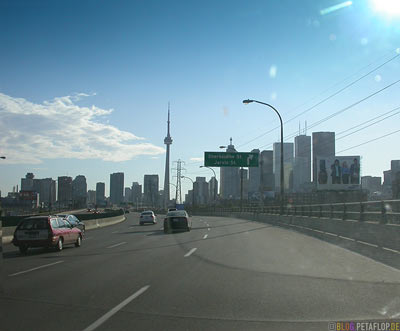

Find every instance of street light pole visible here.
[243,99,284,215]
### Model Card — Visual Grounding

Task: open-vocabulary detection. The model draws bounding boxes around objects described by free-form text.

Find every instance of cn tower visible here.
[163,103,172,208]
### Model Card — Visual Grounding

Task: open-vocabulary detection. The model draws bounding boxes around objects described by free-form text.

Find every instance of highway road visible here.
[1,213,400,331]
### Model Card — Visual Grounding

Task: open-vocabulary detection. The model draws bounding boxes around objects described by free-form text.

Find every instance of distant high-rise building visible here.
[124,187,132,203]
[361,176,382,194]
[131,182,142,205]
[144,175,159,207]
[248,149,261,199]
[312,132,335,183]
[260,150,275,193]
[72,175,87,208]
[39,178,56,207]
[21,173,40,193]
[193,177,209,205]
[391,160,400,174]
[96,182,106,206]
[273,142,294,191]
[58,176,73,207]
[208,177,218,202]
[110,172,124,205]
[87,190,96,205]
[293,135,311,192]
[220,138,240,199]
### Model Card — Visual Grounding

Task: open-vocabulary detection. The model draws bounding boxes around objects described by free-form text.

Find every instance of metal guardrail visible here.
[194,199,400,225]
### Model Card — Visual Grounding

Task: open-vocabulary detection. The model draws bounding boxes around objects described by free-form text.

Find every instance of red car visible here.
[12,215,82,254]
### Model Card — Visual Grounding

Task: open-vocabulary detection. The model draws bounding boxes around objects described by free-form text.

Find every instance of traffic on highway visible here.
[2,212,400,331]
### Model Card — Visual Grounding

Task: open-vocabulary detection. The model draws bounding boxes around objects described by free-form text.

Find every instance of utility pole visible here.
[173,160,185,205]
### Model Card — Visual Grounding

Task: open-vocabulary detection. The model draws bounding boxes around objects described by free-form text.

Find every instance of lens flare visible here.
[371,0,400,16]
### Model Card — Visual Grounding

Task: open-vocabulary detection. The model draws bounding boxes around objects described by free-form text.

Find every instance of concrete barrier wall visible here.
[198,211,400,252]
[1,214,126,244]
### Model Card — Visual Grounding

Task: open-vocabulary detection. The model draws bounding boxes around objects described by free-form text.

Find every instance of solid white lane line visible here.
[203,234,208,239]
[184,248,197,257]
[107,242,127,249]
[9,261,64,277]
[207,228,210,231]
[313,230,324,234]
[83,285,150,331]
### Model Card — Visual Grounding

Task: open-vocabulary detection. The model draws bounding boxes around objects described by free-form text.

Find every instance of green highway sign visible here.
[204,152,259,167]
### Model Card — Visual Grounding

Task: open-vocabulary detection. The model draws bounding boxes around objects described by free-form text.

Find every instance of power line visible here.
[258,78,400,150]
[237,51,400,149]
[337,128,400,154]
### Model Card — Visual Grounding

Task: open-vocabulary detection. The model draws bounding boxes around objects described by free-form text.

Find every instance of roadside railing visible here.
[194,199,400,225]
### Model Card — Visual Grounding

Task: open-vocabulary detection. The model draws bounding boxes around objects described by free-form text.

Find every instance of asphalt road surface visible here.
[1,213,400,331]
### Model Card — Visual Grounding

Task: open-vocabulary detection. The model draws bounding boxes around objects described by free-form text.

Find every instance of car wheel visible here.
[56,238,63,251]
[75,235,82,247]
[19,245,28,255]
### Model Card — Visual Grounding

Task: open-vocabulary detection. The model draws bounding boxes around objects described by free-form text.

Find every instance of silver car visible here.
[139,211,157,225]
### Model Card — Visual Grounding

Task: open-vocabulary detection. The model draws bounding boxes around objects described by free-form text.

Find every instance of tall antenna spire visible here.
[167,102,171,136]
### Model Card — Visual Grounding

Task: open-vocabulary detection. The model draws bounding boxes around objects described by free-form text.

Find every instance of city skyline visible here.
[1,1,400,198]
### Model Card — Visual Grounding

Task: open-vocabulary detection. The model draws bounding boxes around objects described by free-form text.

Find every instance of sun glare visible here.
[371,0,400,16]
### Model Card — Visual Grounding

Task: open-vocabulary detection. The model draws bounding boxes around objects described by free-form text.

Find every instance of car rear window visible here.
[167,211,187,217]
[141,212,153,216]
[18,218,49,230]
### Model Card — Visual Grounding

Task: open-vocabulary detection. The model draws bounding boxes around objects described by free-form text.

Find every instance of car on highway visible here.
[57,214,86,234]
[163,210,191,233]
[12,215,83,254]
[139,210,157,225]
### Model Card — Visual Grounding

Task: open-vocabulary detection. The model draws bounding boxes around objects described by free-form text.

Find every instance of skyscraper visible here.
[193,177,209,205]
[144,175,159,207]
[110,172,124,205]
[72,175,87,208]
[124,187,132,203]
[131,182,142,205]
[260,150,274,193]
[220,138,240,199]
[96,182,105,206]
[58,176,72,207]
[273,142,294,191]
[312,132,335,183]
[294,135,311,192]
[163,104,173,208]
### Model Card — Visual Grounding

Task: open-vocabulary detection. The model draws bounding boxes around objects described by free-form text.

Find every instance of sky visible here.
[1,0,400,198]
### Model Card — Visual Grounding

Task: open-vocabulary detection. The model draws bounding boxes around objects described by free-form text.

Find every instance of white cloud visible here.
[0,93,165,164]
[190,157,203,162]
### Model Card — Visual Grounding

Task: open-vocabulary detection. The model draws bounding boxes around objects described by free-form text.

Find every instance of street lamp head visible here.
[219,146,226,149]
[242,99,254,104]
[0,156,6,159]
[199,166,204,168]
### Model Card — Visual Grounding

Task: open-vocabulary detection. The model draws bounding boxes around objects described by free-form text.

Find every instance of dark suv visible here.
[12,215,82,254]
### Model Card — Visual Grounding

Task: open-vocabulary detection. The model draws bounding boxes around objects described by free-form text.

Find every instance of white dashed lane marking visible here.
[184,248,197,257]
